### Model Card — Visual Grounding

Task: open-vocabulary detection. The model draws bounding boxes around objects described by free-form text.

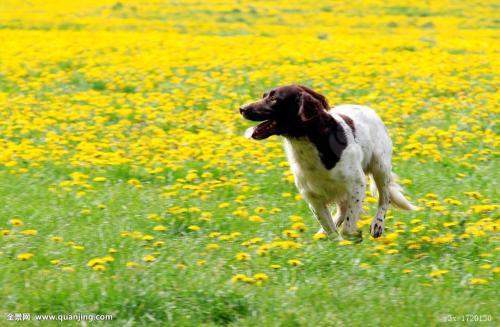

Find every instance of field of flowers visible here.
[0,0,498,325]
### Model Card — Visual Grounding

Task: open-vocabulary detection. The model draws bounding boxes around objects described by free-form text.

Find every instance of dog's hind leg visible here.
[333,201,348,228]
[308,200,338,236]
[317,201,347,234]
[341,177,365,241]
[369,160,391,238]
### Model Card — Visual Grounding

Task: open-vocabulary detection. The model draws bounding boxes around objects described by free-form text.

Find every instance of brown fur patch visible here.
[338,113,355,137]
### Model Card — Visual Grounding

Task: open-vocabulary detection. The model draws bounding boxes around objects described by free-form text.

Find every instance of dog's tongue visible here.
[244,120,278,140]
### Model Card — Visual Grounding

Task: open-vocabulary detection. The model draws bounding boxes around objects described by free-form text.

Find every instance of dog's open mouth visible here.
[244,120,279,140]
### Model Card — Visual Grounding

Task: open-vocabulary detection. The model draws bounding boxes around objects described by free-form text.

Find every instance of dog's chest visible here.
[283,138,345,201]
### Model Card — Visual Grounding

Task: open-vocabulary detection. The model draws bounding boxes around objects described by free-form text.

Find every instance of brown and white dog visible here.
[240,85,416,239]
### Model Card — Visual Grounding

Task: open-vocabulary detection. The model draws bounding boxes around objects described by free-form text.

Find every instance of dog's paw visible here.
[370,221,384,238]
[341,230,363,243]
[316,227,326,235]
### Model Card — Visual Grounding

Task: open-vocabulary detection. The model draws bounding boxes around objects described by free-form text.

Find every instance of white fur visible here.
[283,105,415,239]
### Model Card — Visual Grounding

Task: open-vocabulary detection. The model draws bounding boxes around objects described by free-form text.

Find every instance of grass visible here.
[0,0,498,326]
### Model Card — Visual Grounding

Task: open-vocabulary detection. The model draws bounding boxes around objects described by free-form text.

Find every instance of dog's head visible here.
[239,85,329,140]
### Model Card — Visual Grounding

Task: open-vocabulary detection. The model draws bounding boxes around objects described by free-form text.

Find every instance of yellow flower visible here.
[175,263,187,270]
[50,236,63,242]
[253,273,269,282]
[127,178,142,187]
[339,240,353,246]
[283,229,299,238]
[50,259,61,265]
[61,266,75,273]
[443,221,459,228]
[270,264,281,269]
[17,252,34,261]
[92,264,106,271]
[402,269,413,274]
[480,264,491,270]
[432,233,455,244]
[142,234,154,241]
[231,274,247,283]
[142,254,156,262]
[289,215,303,222]
[196,260,206,266]
[188,225,200,231]
[10,218,23,226]
[313,233,327,240]
[469,278,488,285]
[20,229,37,236]
[242,276,255,284]
[153,241,165,247]
[1,229,11,236]
[87,258,105,267]
[254,207,266,213]
[206,243,220,250]
[288,259,302,266]
[248,215,265,223]
[235,252,251,261]
[93,176,106,182]
[291,222,307,232]
[101,255,114,263]
[429,269,449,278]
[126,261,139,268]
[153,225,167,232]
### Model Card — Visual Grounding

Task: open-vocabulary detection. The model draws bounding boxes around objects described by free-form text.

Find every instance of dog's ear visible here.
[297,85,329,110]
[298,92,322,123]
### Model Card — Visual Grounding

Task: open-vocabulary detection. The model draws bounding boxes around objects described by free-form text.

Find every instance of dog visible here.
[239,85,416,239]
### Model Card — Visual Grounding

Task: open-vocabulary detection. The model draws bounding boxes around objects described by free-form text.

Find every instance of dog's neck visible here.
[283,113,347,170]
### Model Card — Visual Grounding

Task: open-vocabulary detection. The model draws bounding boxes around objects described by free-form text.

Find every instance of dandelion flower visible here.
[153,225,167,232]
[339,240,353,246]
[206,243,220,250]
[313,233,327,240]
[429,269,449,278]
[253,273,269,282]
[469,278,488,285]
[20,229,37,237]
[288,259,302,266]
[142,254,156,262]
[126,261,139,268]
[231,274,247,283]
[17,253,34,261]
[235,252,251,261]
[10,219,23,226]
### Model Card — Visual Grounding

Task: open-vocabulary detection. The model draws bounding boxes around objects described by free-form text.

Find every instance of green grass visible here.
[0,153,497,325]
[0,0,498,325]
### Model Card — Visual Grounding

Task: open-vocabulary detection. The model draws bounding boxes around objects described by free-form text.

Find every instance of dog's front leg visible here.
[341,172,365,241]
[307,200,337,235]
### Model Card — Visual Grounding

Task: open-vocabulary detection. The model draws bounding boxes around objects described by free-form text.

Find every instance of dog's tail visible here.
[369,173,417,211]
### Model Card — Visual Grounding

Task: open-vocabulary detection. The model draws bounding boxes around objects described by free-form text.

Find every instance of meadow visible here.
[0,0,498,325]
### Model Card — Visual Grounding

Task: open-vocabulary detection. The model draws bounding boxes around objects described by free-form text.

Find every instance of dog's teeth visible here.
[244,126,255,139]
